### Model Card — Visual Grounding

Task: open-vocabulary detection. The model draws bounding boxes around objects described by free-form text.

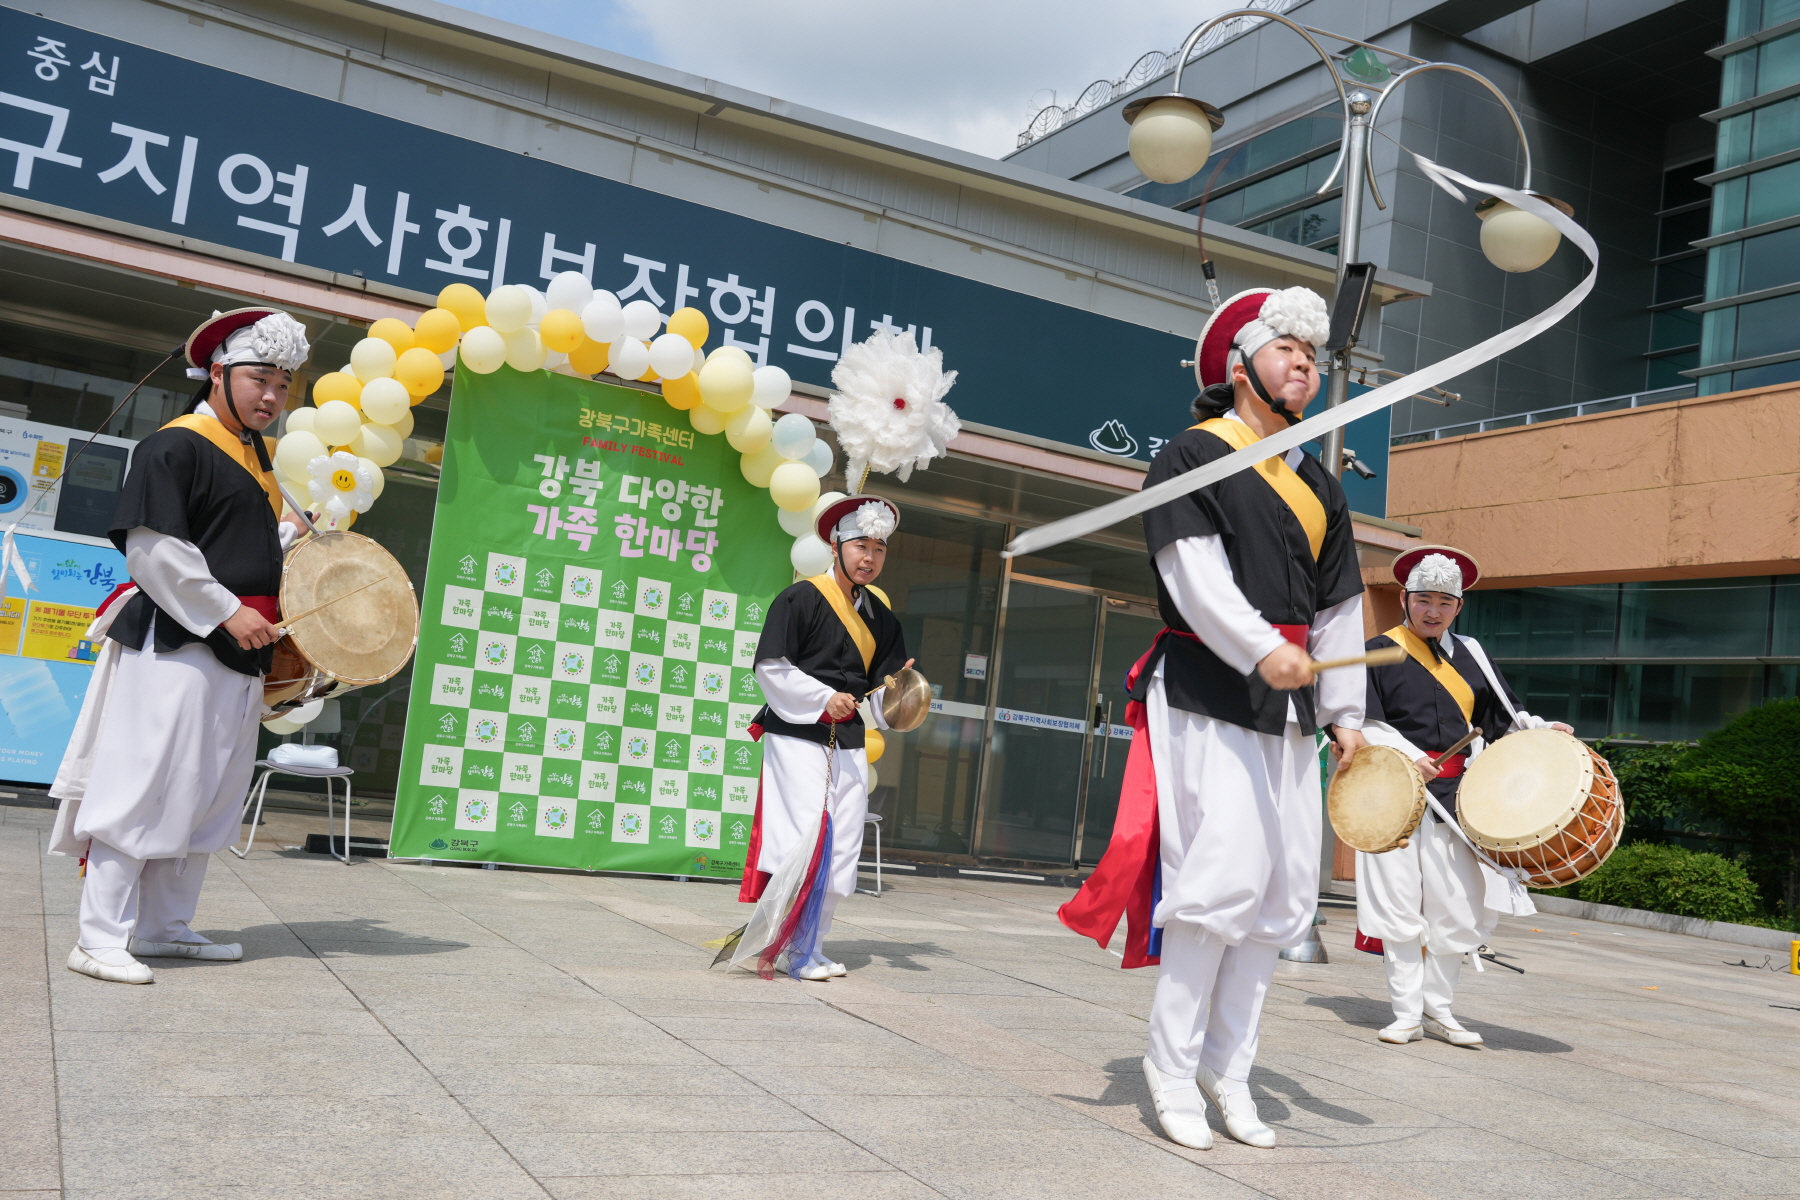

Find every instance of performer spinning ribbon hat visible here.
[724,492,911,981]
[1059,286,1368,1150]
[1355,545,1571,1046]
[47,307,315,984]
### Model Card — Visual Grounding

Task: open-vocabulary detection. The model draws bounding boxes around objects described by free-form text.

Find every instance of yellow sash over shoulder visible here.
[164,412,282,519]
[1386,624,1475,723]
[806,575,875,673]
[1196,417,1326,560]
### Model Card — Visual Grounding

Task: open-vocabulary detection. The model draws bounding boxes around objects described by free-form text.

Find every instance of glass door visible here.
[1077,600,1163,865]
[975,581,1100,863]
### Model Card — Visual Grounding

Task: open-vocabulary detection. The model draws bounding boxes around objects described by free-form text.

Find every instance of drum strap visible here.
[1386,625,1474,723]
[1454,634,1518,727]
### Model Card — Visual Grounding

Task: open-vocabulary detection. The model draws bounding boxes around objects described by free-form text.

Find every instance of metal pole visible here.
[1322,90,1372,479]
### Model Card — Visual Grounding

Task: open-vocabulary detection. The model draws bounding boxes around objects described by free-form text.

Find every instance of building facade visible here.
[1016,0,1800,744]
[1,0,1432,870]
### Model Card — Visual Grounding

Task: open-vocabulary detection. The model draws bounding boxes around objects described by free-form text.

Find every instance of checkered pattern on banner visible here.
[411,552,763,862]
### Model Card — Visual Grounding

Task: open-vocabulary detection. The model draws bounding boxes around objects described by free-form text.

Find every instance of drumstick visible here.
[1429,727,1483,768]
[1309,646,1407,673]
[278,577,382,632]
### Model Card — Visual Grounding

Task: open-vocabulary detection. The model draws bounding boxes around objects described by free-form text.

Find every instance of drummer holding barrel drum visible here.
[1335,545,1577,1047]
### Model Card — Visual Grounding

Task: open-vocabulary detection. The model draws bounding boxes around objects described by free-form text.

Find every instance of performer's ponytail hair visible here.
[1190,381,1235,422]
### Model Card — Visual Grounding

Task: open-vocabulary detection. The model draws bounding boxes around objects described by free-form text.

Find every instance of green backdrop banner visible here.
[389,367,792,878]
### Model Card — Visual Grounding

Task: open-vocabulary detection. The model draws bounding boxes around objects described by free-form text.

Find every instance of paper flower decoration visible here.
[307,451,378,520]
[827,330,959,483]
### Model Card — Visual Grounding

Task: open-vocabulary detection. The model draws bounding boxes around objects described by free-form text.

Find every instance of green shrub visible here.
[1597,738,1690,827]
[1577,842,1762,924]
[1671,698,1800,916]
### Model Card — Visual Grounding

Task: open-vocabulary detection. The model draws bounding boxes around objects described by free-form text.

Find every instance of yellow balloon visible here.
[697,356,753,413]
[352,421,404,467]
[369,317,415,354]
[384,406,415,438]
[540,308,586,353]
[503,326,547,372]
[413,307,463,353]
[437,283,487,331]
[739,442,784,487]
[725,404,772,453]
[274,430,326,479]
[349,337,397,383]
[394,346,446,397]
[359,456,386,501]
[667,307,710,348]
[689,404,727,436]
[663,371,702,410]
[311,371,362,408]
[567,337,610,375]
[865,728,886,764]
[359,376,411,425]
[769,460,822,511]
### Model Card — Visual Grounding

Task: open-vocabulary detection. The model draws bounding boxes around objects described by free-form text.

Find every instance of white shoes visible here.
[129,937,242,961]
[1197,1063,1276,1148]
[1142,1057,1213,1150]
[795,961,833,981]
[68,946,153,984]
[825,960,847,978]
[1379,1019,1424,1044]
[1424,1014,1483,1047]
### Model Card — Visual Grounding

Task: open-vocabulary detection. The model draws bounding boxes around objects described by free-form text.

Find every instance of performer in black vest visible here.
[1357,546,1569,1045]
[50,308,313,984]
[1063,287,1367,1151]
[738,494,909,980]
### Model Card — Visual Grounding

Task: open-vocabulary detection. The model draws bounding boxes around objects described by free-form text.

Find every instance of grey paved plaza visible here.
[5,798,1800,1200]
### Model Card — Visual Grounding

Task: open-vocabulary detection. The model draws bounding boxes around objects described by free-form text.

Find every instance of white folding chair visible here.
[858,812,883,896]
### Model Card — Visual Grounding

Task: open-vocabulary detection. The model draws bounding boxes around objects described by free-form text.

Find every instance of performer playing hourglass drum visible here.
[1061,287,1368,1151]
[1355,546,1570,1046]
[48,308,314,984]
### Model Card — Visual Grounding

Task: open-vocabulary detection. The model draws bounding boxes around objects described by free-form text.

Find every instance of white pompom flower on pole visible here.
[307,451,379,522]
[827,330,959,487]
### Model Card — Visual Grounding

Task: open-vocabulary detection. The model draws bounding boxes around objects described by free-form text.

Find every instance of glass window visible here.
[1772,0,1800,27]
[866,507,1005,856]
[1754,95,1800,161]
[1458,585,1619,659]
[1244,197,1342,248]
[1618,578,1771,658]
[1737,223,1800,293]
[1701,304,1739,362]
[1719,112,1752,170]
[1723,47,1757,106]
[1664,162,1713,211]
[1654,256,1705,305]
[1713,175,1748,235]
[1614,663,1765,740]
[1506,664,1614,734]
[1730,288,1800,359]
[1746,158,1800,228]
[1010,538,1156,599]
[1761,29,1800,94]
[1645,353,1697,390]
[1729,0,1761,40]
[1649,307,1701,351]
[1126,112,1340,211]
[1707,240,1744,299]
[1773,575,1800,655]
[1659,207,1709,257]
[1732,356,1800,387]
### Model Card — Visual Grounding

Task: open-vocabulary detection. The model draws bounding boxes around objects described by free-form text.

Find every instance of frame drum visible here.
[1328,744,1427,854]
[1457,728,1621,887]
[264,531,419,708]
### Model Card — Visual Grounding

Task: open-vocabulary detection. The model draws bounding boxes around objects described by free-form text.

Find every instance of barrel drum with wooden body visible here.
[1328,744,1428,854]
[264,532,419,708]
[1456,728,1621,887]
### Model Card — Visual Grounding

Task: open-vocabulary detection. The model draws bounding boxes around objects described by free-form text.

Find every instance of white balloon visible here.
[648,333,696,380]
[437,347,459,369]
[712,344,754,367]
[358,376,410,426]
[545,270,594,313]
[777,505,815,537]
[522,285,548,327]
[283,407,317,436]
[359,456,386,500]
[790,534,834,577]
[263,714,303,734]
[581,292,624,343]
[608,336,651,379]
[804,438,835,478]
[385,406,415,438]
[770,411,816,461]
[503,326,547,372]
[751,365,792,409]
[868,764,879,791]
[621,299,663,341]
[811,490,848,524]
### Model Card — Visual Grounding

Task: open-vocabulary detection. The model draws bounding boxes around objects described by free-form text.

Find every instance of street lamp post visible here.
[1124,10,1570,476]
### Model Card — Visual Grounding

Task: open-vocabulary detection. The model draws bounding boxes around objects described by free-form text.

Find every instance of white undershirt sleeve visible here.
[753,657,837,725]
[124,526,240,637]
[278,521,299,551]
[1154,536,1288,676]
[1309,594,1366,730]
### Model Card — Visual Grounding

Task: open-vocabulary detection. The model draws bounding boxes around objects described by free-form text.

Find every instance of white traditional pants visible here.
[757,732,869,900]
[79,842,211,951]
[1357,809,1499,1022]
[1144,671,1321,1082]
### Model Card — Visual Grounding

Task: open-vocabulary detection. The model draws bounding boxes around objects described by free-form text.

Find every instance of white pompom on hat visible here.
[182,307,311,380]
[1391,544,1482,597]
[814,494,900,545]
[1194,286,1331,391]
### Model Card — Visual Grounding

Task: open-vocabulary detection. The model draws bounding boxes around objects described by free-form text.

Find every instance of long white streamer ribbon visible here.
[1003,155,1599,558]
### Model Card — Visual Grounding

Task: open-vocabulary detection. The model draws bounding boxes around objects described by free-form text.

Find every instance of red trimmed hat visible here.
[1195,289,1274,391]
[183,307,282,372]
[1392,544,1482,593]
[815,494,899,544]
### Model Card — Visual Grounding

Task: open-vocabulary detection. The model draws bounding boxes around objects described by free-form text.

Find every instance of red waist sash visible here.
[97,585,279,625]
[1058,622,1309,968]
[1434,752,1468,780]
